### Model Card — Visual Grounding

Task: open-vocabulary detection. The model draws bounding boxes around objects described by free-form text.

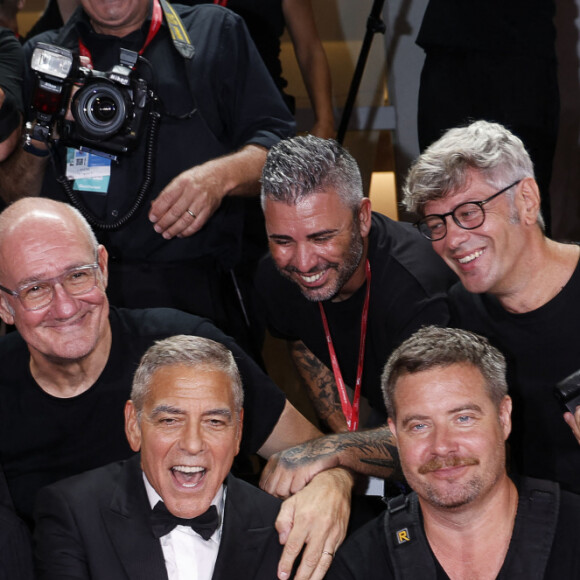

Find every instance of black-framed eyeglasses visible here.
[414,180,522,242]
[0,262,100,311]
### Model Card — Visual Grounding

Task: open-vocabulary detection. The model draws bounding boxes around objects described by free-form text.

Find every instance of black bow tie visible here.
[150,501,219,540]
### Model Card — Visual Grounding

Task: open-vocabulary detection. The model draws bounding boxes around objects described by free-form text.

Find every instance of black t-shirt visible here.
[327,477,580,579]
[0,307,285,524]
[256,213,455,422]
[417,0,556,59]
[449,260,580,494]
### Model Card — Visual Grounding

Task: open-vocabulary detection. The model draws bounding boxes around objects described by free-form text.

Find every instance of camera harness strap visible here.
[56,0,196,231]
[383,478,560,580]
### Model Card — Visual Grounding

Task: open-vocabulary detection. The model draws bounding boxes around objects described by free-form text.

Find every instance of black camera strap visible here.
[56,109,162,231]
[382,478,560,580]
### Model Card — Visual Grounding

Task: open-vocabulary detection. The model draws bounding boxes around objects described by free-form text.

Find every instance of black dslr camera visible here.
[554,369,580,414]
[30,42,151,157]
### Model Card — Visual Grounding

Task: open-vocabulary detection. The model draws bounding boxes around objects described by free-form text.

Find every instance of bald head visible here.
[0,199,110,362]
[0,200,98,272]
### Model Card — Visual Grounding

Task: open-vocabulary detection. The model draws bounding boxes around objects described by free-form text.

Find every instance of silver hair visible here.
[131,335,244,418]
[403,120,544,229]
[381,326,508,420]
[260,135,364,212]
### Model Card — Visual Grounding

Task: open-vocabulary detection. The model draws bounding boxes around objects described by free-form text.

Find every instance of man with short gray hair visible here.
[257,135,453,434]
[34,335,286,580]
[256,135,455,512]
[327,326,580,580]
[403,120,580,494]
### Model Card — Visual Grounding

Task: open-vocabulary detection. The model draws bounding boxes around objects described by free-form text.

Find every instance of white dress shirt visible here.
[144,474,226,580]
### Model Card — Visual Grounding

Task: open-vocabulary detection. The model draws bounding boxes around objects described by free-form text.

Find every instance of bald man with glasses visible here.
[404,120,580,495]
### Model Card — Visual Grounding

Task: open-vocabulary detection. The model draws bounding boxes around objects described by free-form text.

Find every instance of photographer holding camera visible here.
[0,0,294,350]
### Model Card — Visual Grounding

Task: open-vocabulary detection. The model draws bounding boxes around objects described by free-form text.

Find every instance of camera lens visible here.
[72,82,128,138]
[90,96,118,123]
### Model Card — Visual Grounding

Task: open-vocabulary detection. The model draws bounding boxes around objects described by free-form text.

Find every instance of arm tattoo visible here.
[279,426,398,471]
[289,340,344,423]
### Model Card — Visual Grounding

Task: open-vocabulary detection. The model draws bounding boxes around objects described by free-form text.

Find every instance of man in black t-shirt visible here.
[259,136,454,431]
[328,326,580,580]
[0,197,353,579]
[404,120,580,494]
[257,136,454,499]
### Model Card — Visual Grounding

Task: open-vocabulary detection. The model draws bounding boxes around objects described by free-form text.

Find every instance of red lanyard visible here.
[78,0,164,65]
[214,0,229,6]
[318,259,371,431]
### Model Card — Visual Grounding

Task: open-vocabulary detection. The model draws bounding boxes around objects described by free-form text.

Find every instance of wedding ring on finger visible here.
[186,209,196,219]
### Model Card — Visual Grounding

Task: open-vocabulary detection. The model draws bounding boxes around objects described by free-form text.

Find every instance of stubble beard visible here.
[281,226,365,302]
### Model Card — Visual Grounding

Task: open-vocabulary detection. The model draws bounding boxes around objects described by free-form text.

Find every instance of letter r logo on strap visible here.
[396,528,411,544]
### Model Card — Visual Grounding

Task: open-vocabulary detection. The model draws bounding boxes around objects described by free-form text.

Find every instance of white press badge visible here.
[66,148,111,194]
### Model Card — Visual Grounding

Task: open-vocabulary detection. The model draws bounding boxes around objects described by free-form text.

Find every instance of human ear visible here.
[387,416,398,441]
[97,245,109,289]
[0,295,15,326]
[124,400,142,452]
[517,178,541,226]
[498,396,512,440]
[358,197,372,237]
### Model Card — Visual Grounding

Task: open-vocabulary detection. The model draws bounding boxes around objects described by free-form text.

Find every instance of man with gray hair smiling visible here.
[403,120,580,495]
[34,335,287,579]
[327,326,580,579]
[256,135,454,504]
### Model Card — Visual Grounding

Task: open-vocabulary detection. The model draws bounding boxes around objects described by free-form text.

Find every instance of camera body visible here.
[30,43,151,156]
[554,369,580,414]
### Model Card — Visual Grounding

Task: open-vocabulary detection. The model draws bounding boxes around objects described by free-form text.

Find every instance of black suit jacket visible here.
[0,504,35,580]
[34,455,283,580]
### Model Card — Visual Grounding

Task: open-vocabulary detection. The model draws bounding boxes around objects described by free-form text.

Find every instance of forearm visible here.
[289,340,348,433]
[258,399,322,458]
[295,49,334,136]
[278,426,398,479]
[0,122,20,162]
[0,144,46,203]
[260,425,398,499]
[284,0,334,138]
[203,143,267,198]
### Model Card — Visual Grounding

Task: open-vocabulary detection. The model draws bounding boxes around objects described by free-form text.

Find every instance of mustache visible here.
[418,456,480,474]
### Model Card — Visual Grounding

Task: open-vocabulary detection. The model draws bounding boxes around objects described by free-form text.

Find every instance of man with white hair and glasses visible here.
[403,120,580,494]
